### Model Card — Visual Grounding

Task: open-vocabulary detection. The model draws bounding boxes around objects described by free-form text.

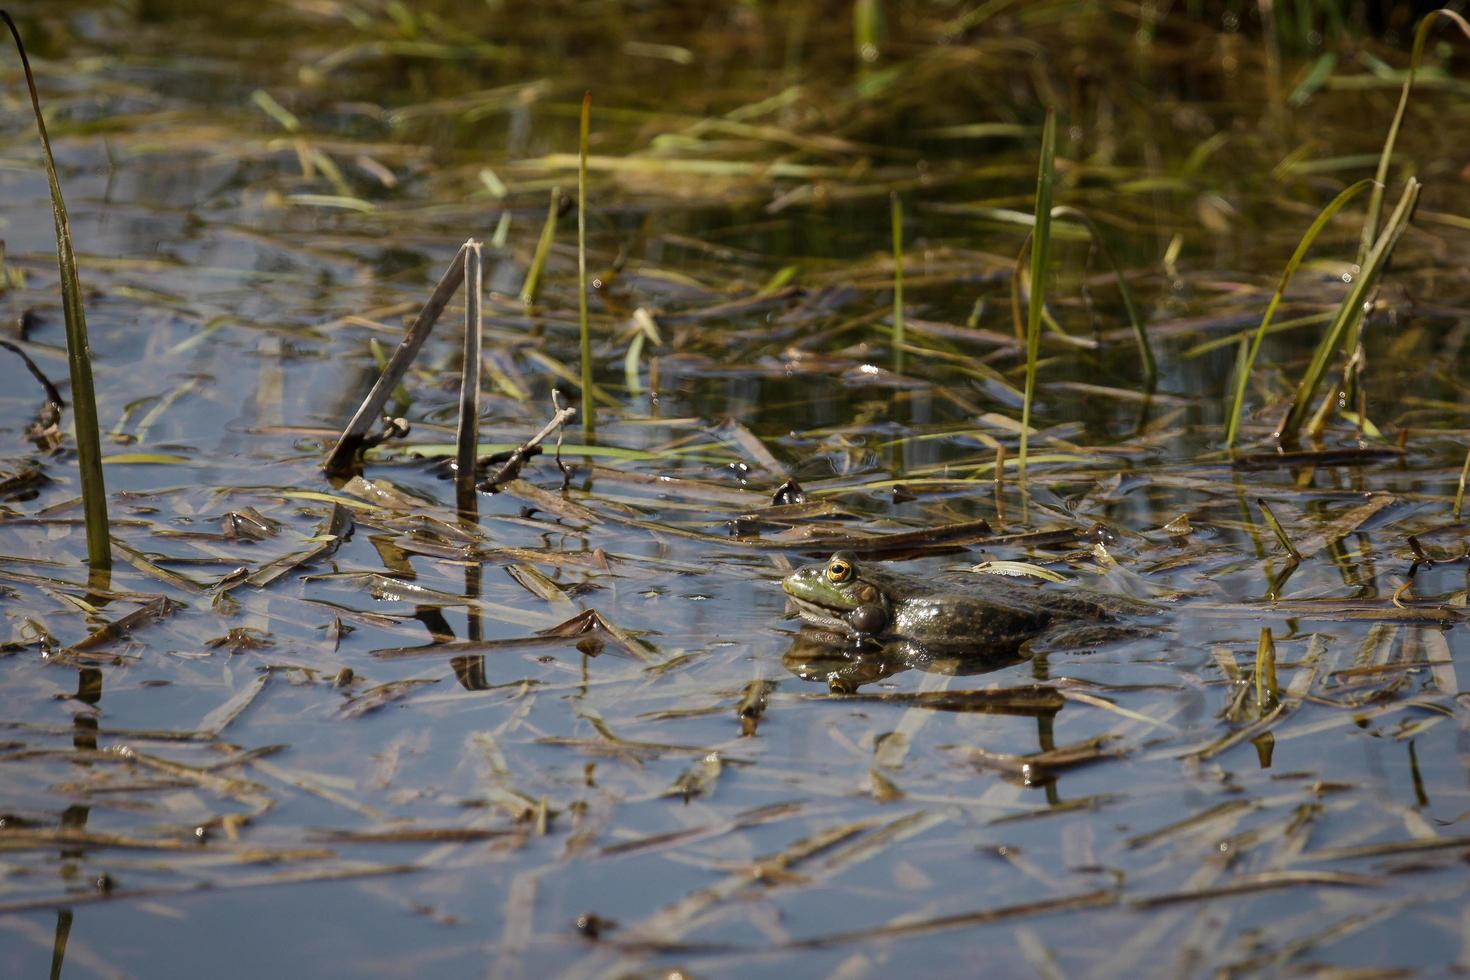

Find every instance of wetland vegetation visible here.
[3,0,1470,975]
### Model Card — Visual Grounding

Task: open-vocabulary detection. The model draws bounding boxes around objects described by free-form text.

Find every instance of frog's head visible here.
[781,552,892,636]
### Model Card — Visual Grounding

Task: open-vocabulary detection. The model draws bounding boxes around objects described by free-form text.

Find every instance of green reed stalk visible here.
[853,0,880,64]
[1358,9,1470,264]
[1278,177,1419,444]
[578,91,594,440]
[3,11,110,575]
[519,185,559,306]
[890,191,904,374]
[1225,178,1375,450]
[1017,109,1056,485]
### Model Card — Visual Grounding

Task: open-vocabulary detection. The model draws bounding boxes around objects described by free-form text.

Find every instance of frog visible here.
[781,551,1154,656]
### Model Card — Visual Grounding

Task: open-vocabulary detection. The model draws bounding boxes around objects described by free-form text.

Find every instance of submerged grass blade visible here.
[1017,108,1056,485]
[3,11,110,574]
[1358,9,1470,262]
[891,191,904,374]
[578,91,594,440]
[1278,177,1420,444]
[1226,178,1375,449]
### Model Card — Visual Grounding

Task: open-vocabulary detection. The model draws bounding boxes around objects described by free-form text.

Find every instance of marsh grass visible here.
[890,191,904,373]
[1225,178,1375,449]
[1278,177,1420,443]
[2,10,109,577]
[1357,9,1470,263]
[1017,108,1055,485]
[578,91,594,440]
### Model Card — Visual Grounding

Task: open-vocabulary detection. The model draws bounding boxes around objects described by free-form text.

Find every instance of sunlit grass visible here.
[3,10,110,578]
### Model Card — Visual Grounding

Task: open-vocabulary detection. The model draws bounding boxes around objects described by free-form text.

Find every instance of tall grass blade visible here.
[1017,109,1056,485]
[578,91,594,440]
[1358,10,1470,263]
[1050,205,1154,386]
[1277,177,1420,444]
[455,240,483,514]
[1225,178,1375,449]
[3,11,110,575]
[890,191,904,374]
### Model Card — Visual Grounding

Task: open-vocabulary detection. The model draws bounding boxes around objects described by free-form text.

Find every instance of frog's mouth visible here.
[781,582,853,630]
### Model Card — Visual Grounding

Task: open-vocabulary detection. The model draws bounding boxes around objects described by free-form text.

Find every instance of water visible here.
[3,1,1470,975]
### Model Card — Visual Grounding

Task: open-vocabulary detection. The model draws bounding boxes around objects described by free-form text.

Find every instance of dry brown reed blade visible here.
[322,240,469,475]
[455,240,483,513]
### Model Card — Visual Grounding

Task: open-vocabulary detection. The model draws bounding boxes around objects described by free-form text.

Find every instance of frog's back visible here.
[932,572,1150,618]
[888,573,1153,652]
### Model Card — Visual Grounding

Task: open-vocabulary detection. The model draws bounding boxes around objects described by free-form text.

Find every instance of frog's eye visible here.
[826,557,854,583]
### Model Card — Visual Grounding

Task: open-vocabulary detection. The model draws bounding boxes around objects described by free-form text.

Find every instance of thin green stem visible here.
[890,191,904,374]
[578,91,594,441]
[1018,108,1056,486]
[1358,10,1470,264]
[1226,178,1375,449]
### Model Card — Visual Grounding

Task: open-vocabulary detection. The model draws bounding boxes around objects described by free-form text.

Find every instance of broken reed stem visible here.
[455,240,483,514]
[578,91,594,441]
[1255,498,1302,564]
[3,11,110,575]
[1255,627,1278,714]
[481,404,576,490]
[0,338,64,417]
[891,191,904,374]
[323,241,469,474]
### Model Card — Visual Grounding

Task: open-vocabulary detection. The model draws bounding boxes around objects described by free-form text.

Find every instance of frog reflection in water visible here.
[781,552,1155,689]
[782,624,1031,694]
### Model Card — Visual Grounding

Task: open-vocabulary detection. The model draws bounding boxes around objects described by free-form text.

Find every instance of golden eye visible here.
[826,558,853,583]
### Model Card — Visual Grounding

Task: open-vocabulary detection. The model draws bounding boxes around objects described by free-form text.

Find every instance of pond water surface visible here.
[3,2,1470,976]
